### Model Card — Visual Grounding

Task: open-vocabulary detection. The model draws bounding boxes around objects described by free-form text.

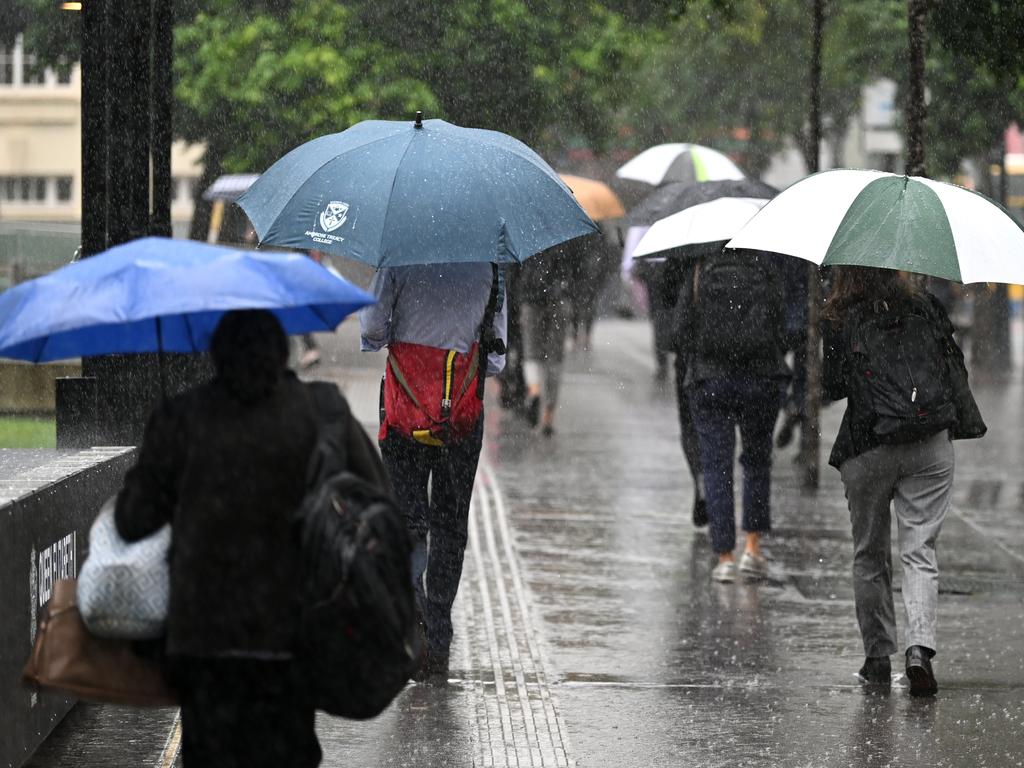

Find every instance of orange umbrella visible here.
[559,174,626,222]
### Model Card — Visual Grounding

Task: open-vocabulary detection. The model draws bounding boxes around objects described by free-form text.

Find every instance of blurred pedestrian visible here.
[675,250,789,582]
[298,250,327,369]
[822,266,985,696]
[775,256,809,449]
[568,224,620,351]
[634,257,674,381]
[520,239,578,436]
[361,263,506,682]
[115,309,388,767]
[663,257,705,527]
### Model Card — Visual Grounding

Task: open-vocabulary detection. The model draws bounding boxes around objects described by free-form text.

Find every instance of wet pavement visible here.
[25,317,1024,767]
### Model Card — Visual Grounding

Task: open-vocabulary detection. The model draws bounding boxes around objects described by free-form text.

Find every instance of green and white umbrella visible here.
[616,143,745,187]
[726,169,1024,284]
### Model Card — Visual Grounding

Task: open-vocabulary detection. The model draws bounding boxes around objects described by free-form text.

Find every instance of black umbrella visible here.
[628,179,779,228]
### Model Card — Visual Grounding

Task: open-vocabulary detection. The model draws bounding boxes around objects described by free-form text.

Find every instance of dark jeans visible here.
[169,657,320,768]
[689,377,782,554]
[380,420,484,656]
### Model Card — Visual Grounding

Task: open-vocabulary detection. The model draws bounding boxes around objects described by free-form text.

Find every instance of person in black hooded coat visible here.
[115,309,388,768]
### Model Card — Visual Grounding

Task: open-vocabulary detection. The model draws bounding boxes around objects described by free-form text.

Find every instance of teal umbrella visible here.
[727,169,1024,283]
[238,115,597,267]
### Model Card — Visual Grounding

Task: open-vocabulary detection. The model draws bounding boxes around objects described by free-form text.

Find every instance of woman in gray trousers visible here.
[822,266,985,697]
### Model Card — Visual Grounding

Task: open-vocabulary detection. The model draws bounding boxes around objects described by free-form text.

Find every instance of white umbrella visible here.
[620,225,652,276]
[616,143,745,187]
[633,197,770,259]
[202,173,259,202]
[726,169,1024,283]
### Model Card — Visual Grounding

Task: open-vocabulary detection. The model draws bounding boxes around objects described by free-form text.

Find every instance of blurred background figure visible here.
[297,251,326,370]
[519,238,582,436]
[774,255,809,450]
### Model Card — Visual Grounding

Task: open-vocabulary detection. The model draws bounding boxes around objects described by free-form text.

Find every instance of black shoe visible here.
[525,396,541,427]
[424,651,450,686]
[906,646,938,697]
[692,497,708,528]
[412,647,449,685]
[857,656,892,685]
[541,423,555,438]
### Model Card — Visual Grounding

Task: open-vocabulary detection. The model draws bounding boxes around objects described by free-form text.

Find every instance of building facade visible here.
[0,34,203,234]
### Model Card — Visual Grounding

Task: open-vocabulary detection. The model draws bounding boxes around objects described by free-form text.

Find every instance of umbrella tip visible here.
[414,111,423,129]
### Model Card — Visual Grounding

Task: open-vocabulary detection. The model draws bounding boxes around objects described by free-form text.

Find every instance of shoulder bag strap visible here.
[475,264,505,399]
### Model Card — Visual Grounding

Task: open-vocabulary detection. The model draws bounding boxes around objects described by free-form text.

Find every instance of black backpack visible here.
[294,383,421,719]
[693,251,785,363]
[845,298,958,444]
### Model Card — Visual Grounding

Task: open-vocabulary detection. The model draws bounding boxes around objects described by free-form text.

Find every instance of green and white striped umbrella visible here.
[726,169,1024,284]
[616,143,745,187]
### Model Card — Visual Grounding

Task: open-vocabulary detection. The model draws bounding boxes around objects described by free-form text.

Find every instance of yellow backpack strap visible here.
[441,349,457,417]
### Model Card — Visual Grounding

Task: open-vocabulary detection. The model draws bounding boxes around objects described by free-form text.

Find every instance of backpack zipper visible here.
[897,337,918,403]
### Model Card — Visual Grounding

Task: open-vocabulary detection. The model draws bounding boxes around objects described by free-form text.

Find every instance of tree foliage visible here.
[8,0,1024,185]
[174,0,436,172]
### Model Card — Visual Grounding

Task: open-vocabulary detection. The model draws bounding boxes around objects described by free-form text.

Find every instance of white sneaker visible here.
[711,560,736,583]
[739,551,768,579]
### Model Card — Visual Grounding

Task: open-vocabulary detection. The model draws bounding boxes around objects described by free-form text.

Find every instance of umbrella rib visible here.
[377,132,419,266]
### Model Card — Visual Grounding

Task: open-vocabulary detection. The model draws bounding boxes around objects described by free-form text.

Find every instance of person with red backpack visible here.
[360,262,507,682]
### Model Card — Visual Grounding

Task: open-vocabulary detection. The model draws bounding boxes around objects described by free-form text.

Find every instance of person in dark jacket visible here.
[115,310,388,768]
[520,240,577,435]
[662,257,706,527]
[822,266,984,697]
[674,251,789,582]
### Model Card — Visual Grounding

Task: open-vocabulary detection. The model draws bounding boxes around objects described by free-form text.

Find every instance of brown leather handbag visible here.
[22,579,177,706]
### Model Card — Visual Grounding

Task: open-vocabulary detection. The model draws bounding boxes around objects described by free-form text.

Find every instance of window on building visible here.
[56,177,73,202]
[172,177,196,203]
[56,64,73,85]
[22,53,45,85]
[0,46,13,85]
[33,177,46,201]
[2,178,15,200]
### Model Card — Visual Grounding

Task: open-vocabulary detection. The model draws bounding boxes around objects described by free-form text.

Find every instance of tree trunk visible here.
[973,141,1012,373]
[799,0,825,490]
[906,0,927,177]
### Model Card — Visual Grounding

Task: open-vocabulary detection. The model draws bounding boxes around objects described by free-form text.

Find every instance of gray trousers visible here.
[840,431,954,657]
[521,301,570,410]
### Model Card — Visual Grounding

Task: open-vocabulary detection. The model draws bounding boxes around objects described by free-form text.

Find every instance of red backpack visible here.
[378,266,505,446]
[379,341,485,446]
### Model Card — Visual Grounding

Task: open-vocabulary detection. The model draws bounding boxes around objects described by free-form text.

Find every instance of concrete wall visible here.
[0,362,81,414]
[0,447,135,768]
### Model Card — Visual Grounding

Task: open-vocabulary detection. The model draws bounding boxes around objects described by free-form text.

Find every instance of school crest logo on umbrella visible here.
[320,201,349,232]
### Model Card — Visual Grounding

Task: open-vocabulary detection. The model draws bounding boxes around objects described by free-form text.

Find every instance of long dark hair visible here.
[822,266,917,324]
[210,310,289,403]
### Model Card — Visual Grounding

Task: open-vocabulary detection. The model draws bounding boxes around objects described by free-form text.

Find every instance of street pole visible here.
[799,0,825,490]
[62,0,178,447]
[906,0,927,178]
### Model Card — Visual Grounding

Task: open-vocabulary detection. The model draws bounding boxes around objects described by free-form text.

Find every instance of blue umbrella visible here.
[238,115,598,267]
[0,237,374,363]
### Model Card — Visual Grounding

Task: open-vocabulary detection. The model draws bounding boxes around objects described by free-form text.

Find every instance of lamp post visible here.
[56,0,177,447]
